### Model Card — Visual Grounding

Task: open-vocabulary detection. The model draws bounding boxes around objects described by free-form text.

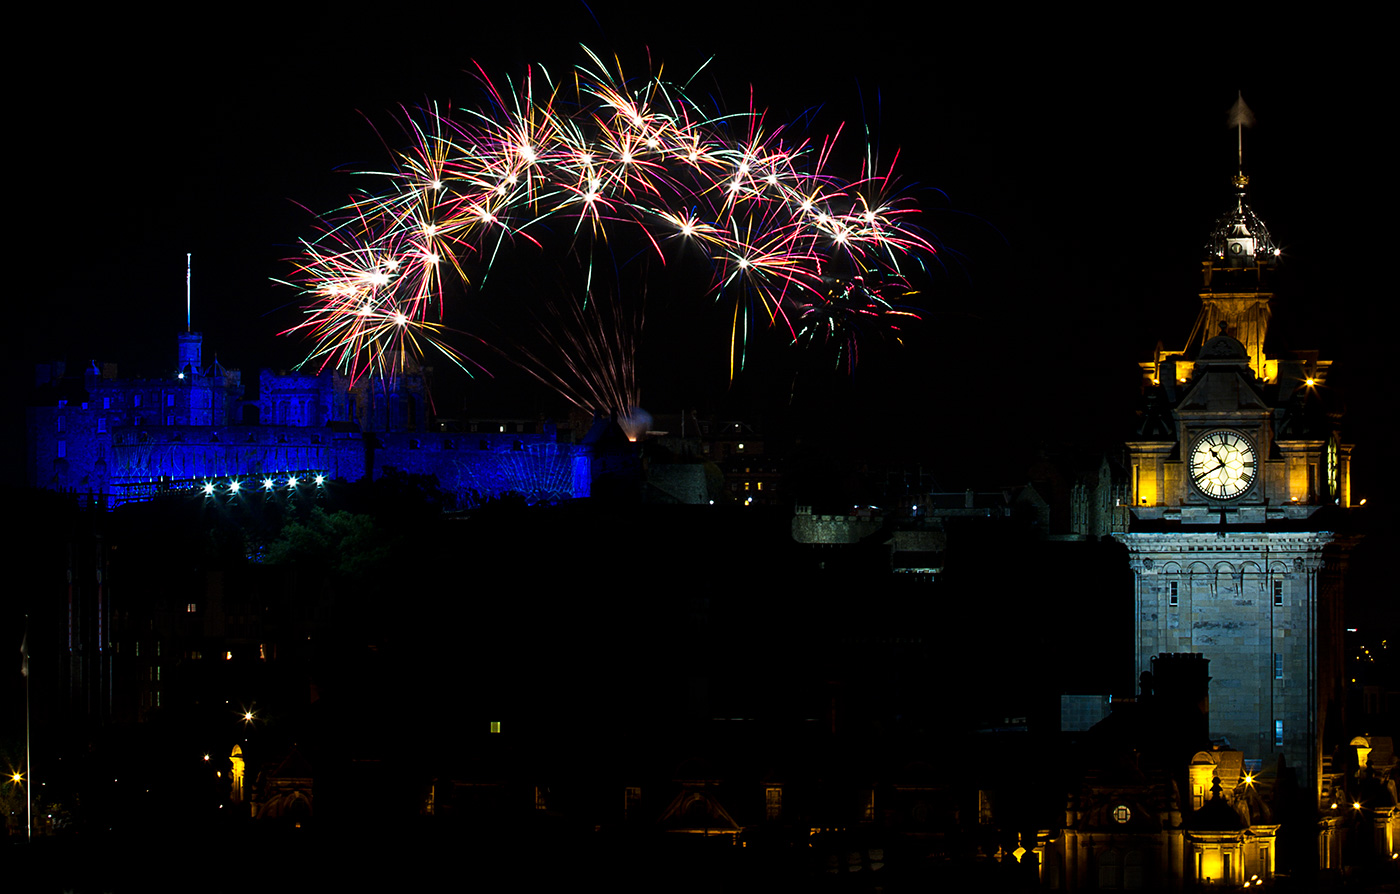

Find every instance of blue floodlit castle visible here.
[26,331,596,508]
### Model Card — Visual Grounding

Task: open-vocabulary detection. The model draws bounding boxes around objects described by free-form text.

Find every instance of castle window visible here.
[56,416,64,434]
[1113,804,1131,823]
[489,721,501,734]
[186,603,197,613]
[133,394,141,408]
[166,394,175,407]
[1275,720,1284,746]
[1273,580,1284,606]
[103,397,111,409]
[97,417,107,433]
[1168,581,1179,607]
[1275,653,1283,679]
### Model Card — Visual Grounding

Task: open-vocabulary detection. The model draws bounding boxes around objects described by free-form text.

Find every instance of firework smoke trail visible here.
[283,49,938,385]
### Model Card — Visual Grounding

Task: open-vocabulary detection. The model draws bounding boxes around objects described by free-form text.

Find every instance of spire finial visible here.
[1227,92,1255,174]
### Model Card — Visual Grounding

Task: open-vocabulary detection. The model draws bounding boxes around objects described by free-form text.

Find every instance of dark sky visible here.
[15,7,1388,494]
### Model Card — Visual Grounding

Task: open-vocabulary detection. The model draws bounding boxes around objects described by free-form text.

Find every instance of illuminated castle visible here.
[26,331,594,507]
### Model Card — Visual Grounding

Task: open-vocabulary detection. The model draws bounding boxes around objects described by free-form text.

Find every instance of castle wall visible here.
[28,338,594,507]
[370,432,589,505]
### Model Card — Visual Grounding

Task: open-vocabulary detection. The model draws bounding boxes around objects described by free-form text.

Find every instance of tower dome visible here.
[1205,172,1278,268]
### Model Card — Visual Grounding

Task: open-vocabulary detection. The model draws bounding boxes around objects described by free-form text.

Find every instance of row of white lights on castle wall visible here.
[200,473,327,497]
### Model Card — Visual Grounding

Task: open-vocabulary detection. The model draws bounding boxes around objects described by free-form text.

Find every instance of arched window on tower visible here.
[1098,848,1123,889]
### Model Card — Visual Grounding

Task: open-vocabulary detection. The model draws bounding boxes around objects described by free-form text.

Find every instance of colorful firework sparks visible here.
[511,284,644,427]
[794,274,922,375]
[282,48,938,385]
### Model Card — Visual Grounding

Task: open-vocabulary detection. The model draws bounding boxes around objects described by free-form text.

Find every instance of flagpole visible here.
[23,615,31,842]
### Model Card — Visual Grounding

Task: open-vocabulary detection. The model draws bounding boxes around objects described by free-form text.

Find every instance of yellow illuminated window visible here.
[765,787,782,820]
[490,721,501,734]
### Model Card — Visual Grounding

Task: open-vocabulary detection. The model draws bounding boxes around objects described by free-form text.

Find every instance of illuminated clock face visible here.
[1188,429,1257,501]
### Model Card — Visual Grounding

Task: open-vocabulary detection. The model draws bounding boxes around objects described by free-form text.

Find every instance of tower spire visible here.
[1227,91,1254,175]
[1192,94,1276,381]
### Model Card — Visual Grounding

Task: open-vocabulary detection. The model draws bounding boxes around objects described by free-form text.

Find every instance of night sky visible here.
[13,8,1388,497]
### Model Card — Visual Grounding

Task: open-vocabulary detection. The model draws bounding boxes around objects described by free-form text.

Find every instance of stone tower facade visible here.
[1114,150,1357,805]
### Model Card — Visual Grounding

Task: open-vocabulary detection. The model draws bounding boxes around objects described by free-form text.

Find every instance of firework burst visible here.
[282,48,938,390]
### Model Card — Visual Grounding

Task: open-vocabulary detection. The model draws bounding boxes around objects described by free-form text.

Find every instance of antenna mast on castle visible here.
[186,252,192,332]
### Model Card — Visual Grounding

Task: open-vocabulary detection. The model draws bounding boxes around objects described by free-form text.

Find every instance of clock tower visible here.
[1114,100,1357,808]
